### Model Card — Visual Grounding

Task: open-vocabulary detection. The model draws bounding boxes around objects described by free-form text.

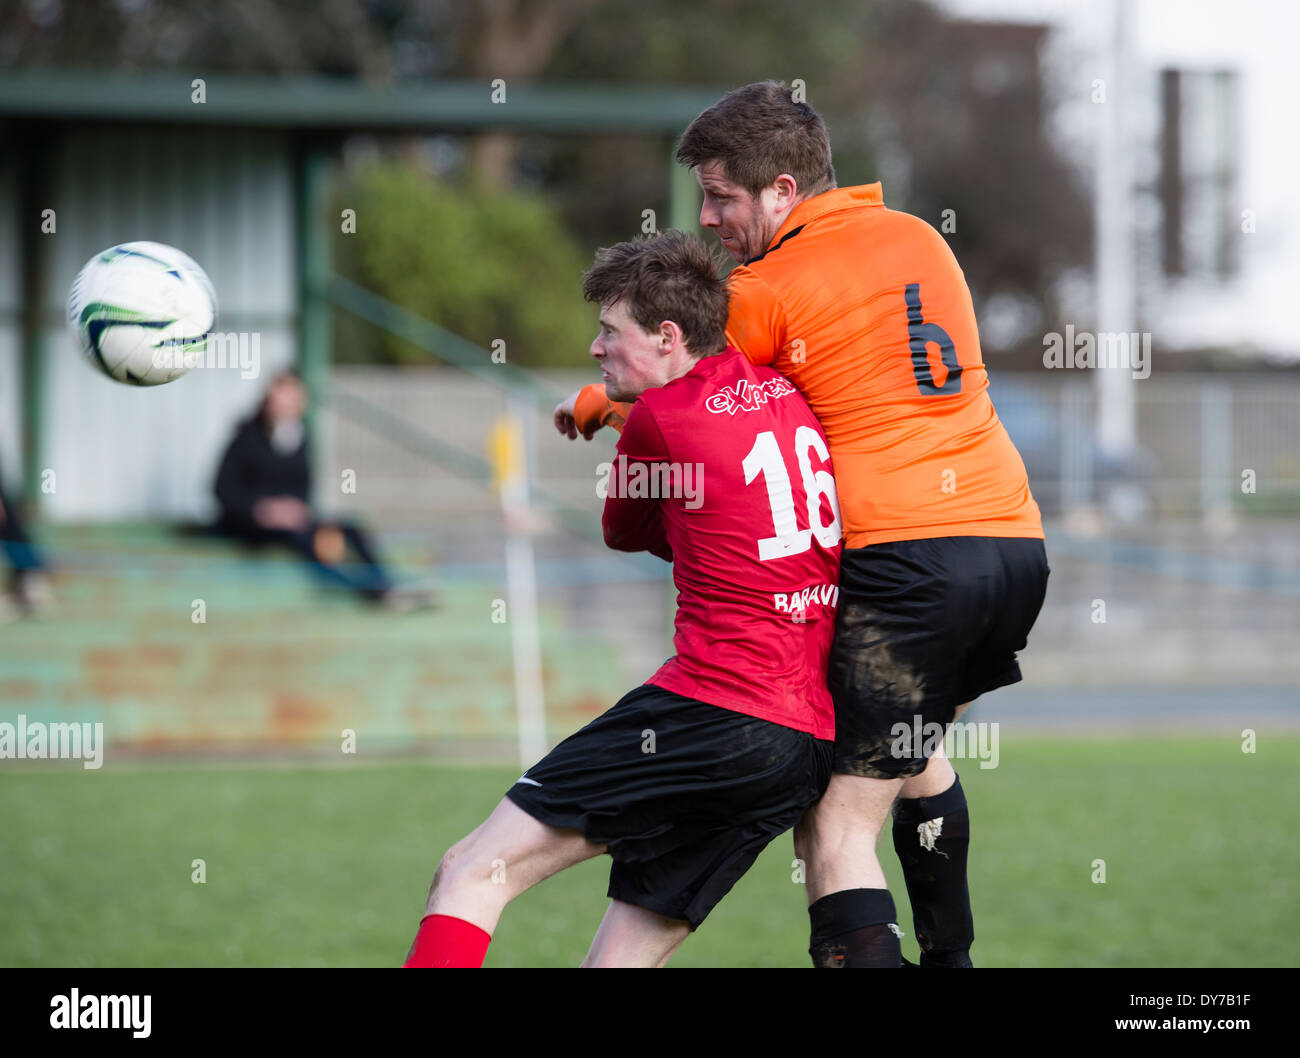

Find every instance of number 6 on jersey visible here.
[742,426,842,561]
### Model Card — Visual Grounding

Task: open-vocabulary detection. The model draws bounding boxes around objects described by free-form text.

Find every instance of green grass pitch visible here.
[1,735,1296,967]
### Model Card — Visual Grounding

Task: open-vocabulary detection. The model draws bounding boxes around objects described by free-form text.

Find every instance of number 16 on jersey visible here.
[743,427,842,561]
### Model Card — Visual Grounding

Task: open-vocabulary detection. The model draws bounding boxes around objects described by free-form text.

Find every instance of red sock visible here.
[402,914,492,968]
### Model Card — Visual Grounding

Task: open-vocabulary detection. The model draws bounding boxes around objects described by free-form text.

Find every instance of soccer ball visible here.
[67,241,217,386]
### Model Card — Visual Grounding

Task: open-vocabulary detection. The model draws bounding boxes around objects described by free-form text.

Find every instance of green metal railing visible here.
[323,277,609,546]
[328,276,562,409]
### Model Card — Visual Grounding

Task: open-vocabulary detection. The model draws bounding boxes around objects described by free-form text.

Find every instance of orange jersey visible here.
[723,183,1041,547]
[576,183,1042,547]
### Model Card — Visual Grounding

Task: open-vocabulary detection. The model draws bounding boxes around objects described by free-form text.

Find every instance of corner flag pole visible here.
[1095,0,1137,464]
[490,397,548,768]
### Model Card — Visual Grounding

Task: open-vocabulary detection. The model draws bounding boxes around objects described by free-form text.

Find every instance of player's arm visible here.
[601,403,672,562]
[555,384,632,440]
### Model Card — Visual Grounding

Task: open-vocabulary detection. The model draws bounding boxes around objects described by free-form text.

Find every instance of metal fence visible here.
[324,368,1300,525]
[990,374,1300,519]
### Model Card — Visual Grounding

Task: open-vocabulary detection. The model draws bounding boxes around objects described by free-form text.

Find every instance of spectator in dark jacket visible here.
[214,370,410,606]
[1,476,52,621]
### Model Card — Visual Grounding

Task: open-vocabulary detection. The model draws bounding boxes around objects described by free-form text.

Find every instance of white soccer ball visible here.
[66,241,217,386]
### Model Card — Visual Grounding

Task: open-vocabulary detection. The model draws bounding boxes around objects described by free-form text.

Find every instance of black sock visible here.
[808,888,901,968]
[892,774,974,967]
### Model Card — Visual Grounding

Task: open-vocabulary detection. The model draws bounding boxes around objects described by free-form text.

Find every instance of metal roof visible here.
[0,70,723,133]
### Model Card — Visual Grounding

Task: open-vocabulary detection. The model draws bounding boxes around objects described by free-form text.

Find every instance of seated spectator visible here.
[0,478,52,621]
[214,370,426,609]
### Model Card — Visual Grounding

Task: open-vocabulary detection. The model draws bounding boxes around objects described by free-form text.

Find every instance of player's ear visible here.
[772,173,799,208]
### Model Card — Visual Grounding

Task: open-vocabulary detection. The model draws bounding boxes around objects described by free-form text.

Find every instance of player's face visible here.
[695,159,784,264]
[590,299,666,402]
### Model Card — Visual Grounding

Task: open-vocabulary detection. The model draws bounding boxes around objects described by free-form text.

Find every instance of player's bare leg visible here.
[404,797,605,966]
[581,900,691,968]
[798,773,903,897]
[899,737,956,798]
[425,797,604,929]
[898,702,968,799]
[893,702,975,967]
[795,772,906,967]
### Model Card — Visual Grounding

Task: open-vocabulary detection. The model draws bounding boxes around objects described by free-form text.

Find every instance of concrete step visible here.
[1,526,625,753]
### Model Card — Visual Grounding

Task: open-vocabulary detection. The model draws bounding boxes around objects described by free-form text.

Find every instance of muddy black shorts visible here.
[827,536,1049,779]
[505,683,834,929]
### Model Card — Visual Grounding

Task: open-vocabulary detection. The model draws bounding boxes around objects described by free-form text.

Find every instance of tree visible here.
[458,0,607,188]
[335,160,595,367]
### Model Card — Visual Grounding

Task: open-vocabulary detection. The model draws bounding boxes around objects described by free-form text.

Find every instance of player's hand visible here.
[553,390,597,441]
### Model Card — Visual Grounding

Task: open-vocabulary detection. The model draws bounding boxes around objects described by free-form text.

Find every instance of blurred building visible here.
[938,0,1300,363]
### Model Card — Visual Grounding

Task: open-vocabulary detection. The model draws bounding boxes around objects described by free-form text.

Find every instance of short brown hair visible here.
[676,80,836,198]
[582,230,729,357]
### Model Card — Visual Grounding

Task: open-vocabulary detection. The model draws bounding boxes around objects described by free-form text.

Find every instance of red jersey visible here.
[602,348,842,740]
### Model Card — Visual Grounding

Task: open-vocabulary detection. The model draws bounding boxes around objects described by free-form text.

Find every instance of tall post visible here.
[1200,380,1232,525]
[19,131,52,511]
[491,395,548,768]
[1094,0,1137,471]
[299,144,332,507]
[667,135,700,235]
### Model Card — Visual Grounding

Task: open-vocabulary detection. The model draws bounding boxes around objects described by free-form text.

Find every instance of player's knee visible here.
[812,776,897,845]
[900,748,957,799]
[797,796,856,855]
[429,838,479,899]
[427,850,452,902]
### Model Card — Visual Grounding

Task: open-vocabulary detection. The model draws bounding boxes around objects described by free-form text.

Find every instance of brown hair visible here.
[254,369,305,425]
[676,80,836,198]
[582,230,729,357]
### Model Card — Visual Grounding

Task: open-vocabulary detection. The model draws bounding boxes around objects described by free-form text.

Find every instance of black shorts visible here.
[828,536,1049,779]
[505,684,834,930]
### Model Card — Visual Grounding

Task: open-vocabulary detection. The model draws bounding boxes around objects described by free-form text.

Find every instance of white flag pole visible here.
[491,396,547,769]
